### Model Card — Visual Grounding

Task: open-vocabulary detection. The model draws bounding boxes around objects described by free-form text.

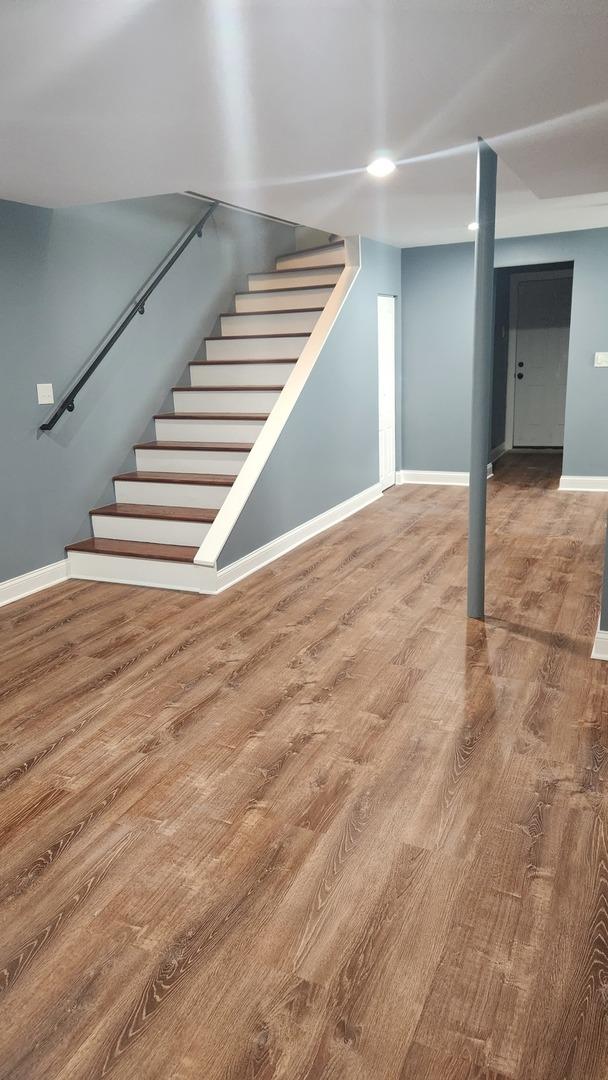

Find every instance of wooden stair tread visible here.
[250,264,345,277]
[173,385,283,392]
[66,538,198,562]
[113,471,236,486]
[277,240,344,259]
[205,333,310,340]
[154,412,270,421]
[134,441,253,452]
[236,284,334,294]
[91,503,218,523]
[189,359,295,366]
[220,307,324,317]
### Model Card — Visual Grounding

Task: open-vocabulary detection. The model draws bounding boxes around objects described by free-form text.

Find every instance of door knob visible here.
[517,373,524,380]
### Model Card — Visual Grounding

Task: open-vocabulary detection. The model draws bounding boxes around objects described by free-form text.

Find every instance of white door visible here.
[511,273,572,448]
[378,295,396,489]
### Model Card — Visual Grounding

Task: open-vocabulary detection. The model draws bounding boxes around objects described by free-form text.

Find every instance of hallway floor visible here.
[1,453,608,1079]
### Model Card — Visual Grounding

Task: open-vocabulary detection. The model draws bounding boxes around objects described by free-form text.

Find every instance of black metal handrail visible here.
[40,200,219,432]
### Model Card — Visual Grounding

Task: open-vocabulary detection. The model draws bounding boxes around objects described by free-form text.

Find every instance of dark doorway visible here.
[491,261,574,461]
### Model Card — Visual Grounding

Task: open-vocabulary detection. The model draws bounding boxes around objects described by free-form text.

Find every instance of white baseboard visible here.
[397,464,493,487]
[490,441,507,464]
[592,620,608,661]
[0,559,69,609]
[559,475,608,492]
[215,483,382,592]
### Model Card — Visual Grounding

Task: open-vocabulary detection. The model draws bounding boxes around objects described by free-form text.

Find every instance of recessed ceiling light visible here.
[367,157,396,178]
[468,221,479,231]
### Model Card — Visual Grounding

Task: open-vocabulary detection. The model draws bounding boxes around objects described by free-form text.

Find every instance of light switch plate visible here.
[594,352,608,368]
[37,383,54,404]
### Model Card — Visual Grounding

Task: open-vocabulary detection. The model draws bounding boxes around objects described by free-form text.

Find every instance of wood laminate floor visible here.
[2,452,608,1079]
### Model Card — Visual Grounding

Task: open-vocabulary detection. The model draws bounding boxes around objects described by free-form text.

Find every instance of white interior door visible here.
[511,273,572,448]
[378,295,396,490]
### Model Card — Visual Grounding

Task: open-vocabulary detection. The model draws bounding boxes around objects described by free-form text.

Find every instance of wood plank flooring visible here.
[1,452,608,1079]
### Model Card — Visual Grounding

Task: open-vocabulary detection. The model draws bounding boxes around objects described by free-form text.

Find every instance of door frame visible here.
[505,268,573,451]
[377,294,397,490]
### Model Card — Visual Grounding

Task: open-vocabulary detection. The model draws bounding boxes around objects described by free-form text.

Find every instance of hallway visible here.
[1,455,608,1079]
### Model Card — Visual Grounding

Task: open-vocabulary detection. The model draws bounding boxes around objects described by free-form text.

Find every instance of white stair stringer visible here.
[193,236,361,591]
[65,237,356,595]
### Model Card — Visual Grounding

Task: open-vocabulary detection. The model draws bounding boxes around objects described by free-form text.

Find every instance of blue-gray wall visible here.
[401,228,608,475]
[218,237,402,568]
[0,195,293,583]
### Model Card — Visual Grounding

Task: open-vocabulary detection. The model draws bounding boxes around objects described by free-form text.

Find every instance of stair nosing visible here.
[236,284,335,296]
[90,503,219,523]
[173,385,283,392]
[220,307,324,318]
[276,240,345,260]
[189,359,296,366]
[66,538,198,563]
[113,471,236,486]
[249,264,345,278]
[205,333,310,340]
[154,412,270,420]
[134,441,253,452]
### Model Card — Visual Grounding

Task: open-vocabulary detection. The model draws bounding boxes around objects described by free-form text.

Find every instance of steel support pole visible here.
[467,138,497,619]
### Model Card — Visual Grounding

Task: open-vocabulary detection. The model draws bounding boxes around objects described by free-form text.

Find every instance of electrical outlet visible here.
[594,353,608,368]
[37,383,54,404]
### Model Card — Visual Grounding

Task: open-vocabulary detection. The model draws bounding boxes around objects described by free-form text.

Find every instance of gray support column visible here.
[467,138,497,620]
[601,514,608,632]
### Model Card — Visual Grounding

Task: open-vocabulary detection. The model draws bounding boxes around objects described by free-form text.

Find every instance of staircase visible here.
[66,239,347,591]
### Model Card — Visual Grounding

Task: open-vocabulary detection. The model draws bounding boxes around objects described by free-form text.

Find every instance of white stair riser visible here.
[220,310,320,337]
[91,514,212,547]
[173,388,281,412]
[155,418,265,442]
[114,480,229,509]
[189,362,294,387]
[135,448,249,475]
[68,552,203,592]
[206,336,308,361]
[235,287,332,312]
[276,245,345,270]
[249,268,341,291]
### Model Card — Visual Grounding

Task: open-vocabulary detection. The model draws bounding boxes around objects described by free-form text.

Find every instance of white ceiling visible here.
[2,0,608,246]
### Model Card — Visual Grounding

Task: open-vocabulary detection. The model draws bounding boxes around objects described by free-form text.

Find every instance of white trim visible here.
[396,464,493,487]
[559,475,608,492]
[490,441,507,464]
[67,552,215,593]
[214,484,382,592]
[195,236,362,569]
[592,620,608,661]
[0,559,69,609]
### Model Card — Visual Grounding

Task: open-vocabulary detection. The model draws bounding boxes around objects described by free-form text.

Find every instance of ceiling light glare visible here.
[367,157,396,178]
[468,221,479,231]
